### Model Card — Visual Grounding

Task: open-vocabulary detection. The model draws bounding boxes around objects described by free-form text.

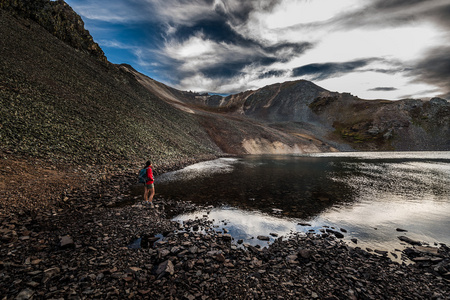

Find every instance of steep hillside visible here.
[0,6,221,165]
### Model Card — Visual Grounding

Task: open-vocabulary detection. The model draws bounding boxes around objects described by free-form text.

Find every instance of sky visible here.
[65,0,450,100]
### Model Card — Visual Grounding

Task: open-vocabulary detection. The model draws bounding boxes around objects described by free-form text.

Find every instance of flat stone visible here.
[16,288,34,300]
[415,246,439,255]
[257,235,270,241]
[398,236,421,246]
[412,257,431,262]
[374,250,388,256]
[298,222,312,226]
[60,235,74,249]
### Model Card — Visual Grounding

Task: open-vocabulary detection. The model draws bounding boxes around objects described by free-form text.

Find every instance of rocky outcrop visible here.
[0,0,106,62]
[309,94,450,151]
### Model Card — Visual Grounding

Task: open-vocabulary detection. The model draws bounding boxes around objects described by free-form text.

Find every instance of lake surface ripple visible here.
[155,152,450,260]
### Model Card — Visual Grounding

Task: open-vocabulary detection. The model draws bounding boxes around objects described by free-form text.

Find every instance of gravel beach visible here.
[1,158,449,299]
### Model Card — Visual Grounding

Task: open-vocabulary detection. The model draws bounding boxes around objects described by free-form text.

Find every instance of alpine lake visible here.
[137,152,450,262]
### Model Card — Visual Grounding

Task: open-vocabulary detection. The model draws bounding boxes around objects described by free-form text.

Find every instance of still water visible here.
[155,152,450,259]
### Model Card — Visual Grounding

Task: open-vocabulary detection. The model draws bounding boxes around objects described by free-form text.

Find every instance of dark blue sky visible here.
[66,0,450,100]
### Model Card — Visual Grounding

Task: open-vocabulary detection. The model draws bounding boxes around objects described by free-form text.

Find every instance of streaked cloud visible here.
[66,0,450,100]
[368,87,398,92]
[292,59,379,81]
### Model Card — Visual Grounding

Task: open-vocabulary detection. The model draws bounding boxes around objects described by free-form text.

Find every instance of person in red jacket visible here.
[143,160,155,207]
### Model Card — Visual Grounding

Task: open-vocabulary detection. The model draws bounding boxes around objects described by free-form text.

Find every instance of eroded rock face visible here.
[0,0,106,62]
[309,94,450,151]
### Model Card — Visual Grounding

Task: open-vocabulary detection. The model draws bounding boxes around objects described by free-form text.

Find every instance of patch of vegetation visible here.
[309,96,338,113]
[332,121,394,150]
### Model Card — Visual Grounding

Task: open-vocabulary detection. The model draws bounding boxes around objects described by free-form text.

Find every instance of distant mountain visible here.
[159,75,450,151]
[120,65,335,154]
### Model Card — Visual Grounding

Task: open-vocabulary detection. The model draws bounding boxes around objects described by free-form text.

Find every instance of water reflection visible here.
[157,156,357,219]
[155,152,450,256]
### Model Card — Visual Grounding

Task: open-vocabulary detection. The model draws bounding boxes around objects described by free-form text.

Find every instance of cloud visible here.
[159,19,312,86]
[334,0,450,30]
[292,59,378,81]
[67,0,450,98]
[258,70,288,79]
[410,46,450,99]
[368,87,398,92]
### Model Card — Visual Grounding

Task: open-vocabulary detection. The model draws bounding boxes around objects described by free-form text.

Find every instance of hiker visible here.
[142,160,155,207]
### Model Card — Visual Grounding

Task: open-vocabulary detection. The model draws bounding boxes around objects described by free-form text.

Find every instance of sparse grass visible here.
[0,10,219,167]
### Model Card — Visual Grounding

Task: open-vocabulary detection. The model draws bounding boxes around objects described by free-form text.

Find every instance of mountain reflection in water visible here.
[155,152,450,256]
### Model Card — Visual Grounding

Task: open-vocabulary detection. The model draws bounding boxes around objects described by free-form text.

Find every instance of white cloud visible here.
[264,0,361,29]
[316,71,439,100]
[67,0,450,98]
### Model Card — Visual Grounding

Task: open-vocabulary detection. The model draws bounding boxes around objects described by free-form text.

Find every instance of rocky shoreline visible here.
[1,158,450,299]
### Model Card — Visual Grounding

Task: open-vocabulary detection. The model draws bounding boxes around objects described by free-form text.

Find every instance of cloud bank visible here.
[67,0,450,100]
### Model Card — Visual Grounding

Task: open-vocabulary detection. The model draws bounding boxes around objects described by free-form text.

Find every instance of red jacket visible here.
[146,166,154,185]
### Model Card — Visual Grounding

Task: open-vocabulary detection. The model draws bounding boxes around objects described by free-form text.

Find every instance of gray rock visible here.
[398,236,421,246]
[155,260,174,277]
[257,235,270,241]
[286,254,298,264]
[299,249,312,259]
[214,253,226,262]
[60,235,74,249]
[16,288,34,300]
[326,229,344,238]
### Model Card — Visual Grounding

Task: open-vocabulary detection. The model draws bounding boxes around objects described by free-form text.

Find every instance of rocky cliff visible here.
[308,94,450,151]
[0,0,106,62]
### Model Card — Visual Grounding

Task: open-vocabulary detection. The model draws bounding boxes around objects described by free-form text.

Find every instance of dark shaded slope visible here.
[0,8,220,164]
[242,80,328,122]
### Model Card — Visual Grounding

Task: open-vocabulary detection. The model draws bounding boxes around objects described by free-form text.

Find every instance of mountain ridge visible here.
[1,0,449,167]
